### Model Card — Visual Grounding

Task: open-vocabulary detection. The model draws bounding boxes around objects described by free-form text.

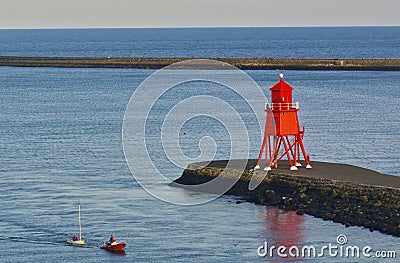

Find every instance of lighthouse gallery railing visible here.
[265,102,300,110]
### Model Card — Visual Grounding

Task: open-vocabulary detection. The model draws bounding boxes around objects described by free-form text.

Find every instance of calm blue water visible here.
[0,27,399,58]
[0,28,399,262]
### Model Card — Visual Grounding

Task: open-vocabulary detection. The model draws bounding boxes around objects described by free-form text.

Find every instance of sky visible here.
[0,0,399,29]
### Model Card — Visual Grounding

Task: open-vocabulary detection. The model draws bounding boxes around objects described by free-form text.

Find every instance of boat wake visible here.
[7,236,99,248]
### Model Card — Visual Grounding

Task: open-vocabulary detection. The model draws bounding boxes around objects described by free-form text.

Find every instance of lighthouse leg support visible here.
[298,139,312,169]
[282,137,297,171]
[255,136,267,169]
[269,136,280,169]
[265,136,270,167]
[296,139,302,167]
[285,136,296,163]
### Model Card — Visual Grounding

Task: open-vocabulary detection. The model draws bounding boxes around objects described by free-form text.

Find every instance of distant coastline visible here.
[1,56,399,70]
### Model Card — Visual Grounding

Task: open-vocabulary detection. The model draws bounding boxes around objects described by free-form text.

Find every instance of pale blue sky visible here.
[0,0,399,29]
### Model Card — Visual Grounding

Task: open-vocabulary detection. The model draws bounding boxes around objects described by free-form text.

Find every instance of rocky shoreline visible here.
[172,160,400,237]
[1,56,400,70]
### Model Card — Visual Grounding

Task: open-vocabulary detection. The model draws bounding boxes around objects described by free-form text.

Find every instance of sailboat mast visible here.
[78,201,82,240]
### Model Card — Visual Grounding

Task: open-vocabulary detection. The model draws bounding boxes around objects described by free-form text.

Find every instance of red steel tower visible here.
[255,73,312,171]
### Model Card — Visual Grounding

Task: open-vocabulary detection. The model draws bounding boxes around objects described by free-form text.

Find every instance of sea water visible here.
[0,27,399,262]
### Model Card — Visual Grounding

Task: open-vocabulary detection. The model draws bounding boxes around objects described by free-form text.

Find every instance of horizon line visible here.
[0,25,399,30]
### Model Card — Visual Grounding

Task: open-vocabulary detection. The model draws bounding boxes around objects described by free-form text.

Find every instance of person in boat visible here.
[72,234,79,241]
[109,234,116,245]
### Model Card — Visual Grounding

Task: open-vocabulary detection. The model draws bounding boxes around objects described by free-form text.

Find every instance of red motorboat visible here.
[100,241,126,251]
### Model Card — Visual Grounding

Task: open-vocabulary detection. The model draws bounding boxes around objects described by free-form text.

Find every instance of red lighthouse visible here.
[255,73,312,171]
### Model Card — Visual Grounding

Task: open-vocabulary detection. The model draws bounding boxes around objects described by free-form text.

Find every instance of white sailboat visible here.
[67,200,85,245]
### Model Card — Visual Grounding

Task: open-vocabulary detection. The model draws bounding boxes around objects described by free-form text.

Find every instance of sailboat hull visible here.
[67,239,86,245]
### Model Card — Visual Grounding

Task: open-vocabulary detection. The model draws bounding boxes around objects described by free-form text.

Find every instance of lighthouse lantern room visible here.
[255,73,312,171]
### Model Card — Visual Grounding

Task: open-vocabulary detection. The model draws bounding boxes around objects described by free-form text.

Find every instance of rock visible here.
[266,190,275,200]
[296,210,305,215]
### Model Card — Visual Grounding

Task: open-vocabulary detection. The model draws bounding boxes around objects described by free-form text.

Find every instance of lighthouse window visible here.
[282,97,285,102]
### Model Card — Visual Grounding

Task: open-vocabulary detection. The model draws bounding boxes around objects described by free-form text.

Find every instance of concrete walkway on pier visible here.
[196,159,400,189]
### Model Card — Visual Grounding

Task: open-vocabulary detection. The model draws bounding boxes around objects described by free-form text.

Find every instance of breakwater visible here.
[172,160,400,237]
[1,56,399,70]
